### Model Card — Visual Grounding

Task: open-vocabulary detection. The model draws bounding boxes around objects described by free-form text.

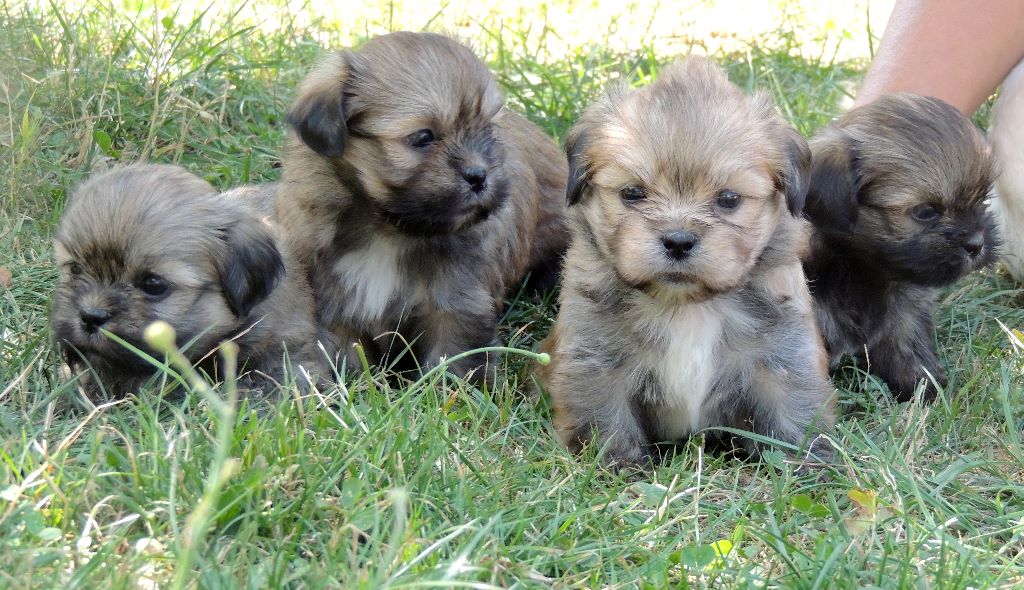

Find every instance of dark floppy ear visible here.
[286,53,350,158]
[803,133,861,233]
[565,127,592,206]
[217,221,285,318]
[778,128,812,216]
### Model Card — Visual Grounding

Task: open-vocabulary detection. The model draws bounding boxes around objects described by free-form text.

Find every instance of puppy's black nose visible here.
[661,230,698,260]
[963,232,985,257]
[461,166,488,193]
[80,307,111,333]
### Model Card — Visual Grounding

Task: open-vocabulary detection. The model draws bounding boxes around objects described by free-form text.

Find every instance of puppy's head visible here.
[565,57,810,301]
[805,94,996,285]
[287,31,509,236]
[51,165,284,375]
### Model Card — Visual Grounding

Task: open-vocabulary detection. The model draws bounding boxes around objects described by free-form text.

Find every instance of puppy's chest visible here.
[636,303,727,436]
[328,238,416,324]
[818,274,924,355]
[329,238,485,328]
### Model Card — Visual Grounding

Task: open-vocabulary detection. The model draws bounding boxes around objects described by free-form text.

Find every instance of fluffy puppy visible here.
[802,94,996,402]
[540,57,834,467]
[51,165,329,399]
[277,31,568,382]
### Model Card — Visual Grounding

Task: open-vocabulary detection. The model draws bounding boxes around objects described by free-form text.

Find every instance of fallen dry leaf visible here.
[0,266,11,289]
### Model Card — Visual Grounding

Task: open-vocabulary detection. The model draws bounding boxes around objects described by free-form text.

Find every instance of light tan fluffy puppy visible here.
[51,165,330,399]
[277,31,568,382]
[541,57,834,467]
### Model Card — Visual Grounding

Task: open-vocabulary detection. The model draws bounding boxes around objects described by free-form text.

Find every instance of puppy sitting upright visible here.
[541,58,834,467]
[803,94,996,402]
[51,165,328,398]
[278,31,568,382]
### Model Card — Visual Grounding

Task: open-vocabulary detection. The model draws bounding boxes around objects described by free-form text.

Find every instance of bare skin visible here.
[855,0,1024,115]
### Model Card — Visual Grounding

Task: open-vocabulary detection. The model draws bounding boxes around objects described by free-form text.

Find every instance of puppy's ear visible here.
[286,52,350,158]
[216,221,286,318]
[565,127,592,206]
[804,133,861,233]
[778,129,812,216]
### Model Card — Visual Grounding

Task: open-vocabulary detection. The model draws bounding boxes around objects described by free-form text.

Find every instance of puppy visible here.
[802,94,996,402]
[51,165,329,399]
[540,58,834,467]
[277,31,568,382]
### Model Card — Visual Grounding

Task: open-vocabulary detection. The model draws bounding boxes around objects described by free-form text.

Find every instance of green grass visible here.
[2,1,1023,588]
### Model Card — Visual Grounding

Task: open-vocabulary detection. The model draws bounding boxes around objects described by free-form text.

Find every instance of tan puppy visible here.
[277,31,568,382]
[541,58,834,467]
[51,165,329,399]
[803,94,996,401]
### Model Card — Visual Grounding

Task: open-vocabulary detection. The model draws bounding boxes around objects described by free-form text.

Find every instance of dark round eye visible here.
[137,273,169,296]
[67,261,83,276]
[620,185,647,202]
[407,129,437,149]
[911,203,942,222]
[716,190,741,210]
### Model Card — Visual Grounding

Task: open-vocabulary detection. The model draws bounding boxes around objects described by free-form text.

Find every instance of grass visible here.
[1,0,1023,588]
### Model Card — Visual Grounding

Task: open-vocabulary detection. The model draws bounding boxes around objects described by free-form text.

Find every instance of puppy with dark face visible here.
[803,94,996,402]
[51,165,329,398]
[278,31,568,381]
[540,58,835,468]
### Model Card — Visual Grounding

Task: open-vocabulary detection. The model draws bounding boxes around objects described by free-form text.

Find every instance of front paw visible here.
[793,434,835,473]
[442,351,497,387]
[890,364,946,403]
[600,440,655,472]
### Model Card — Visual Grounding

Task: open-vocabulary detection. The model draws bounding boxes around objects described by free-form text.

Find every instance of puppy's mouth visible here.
[60,334,158,374]
[376,187,507,237]
[380,205,497,236]
[450,202,498,231]
[655,271,698,285]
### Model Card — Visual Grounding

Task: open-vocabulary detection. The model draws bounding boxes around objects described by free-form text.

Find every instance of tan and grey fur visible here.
[277,31,567,381]
[803,94,996,401]
[541,58,834,467]
[51,165,329,399]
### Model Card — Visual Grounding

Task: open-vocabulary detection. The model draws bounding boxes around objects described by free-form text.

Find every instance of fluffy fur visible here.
[802,94,997,401]
[540,58,835,467]
[51,165,329,399]
[277,31,568,381]
[989,60,1024,281]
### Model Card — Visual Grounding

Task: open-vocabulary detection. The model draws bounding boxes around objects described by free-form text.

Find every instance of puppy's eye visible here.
[620,185,647,202]
[407,129,437,149]
[911,203,942,222]
[137,273,170,297]
[66,261,83,276]
[715,190,741,210]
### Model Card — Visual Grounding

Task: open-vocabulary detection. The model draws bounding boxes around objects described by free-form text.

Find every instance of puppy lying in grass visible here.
[541,57,835,468]
[51,165,329,399]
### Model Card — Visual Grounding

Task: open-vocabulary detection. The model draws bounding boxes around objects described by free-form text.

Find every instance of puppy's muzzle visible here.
[661,230,699,260]
[80,306,112,334]
[461,166,488,194]
[963,232,985,258]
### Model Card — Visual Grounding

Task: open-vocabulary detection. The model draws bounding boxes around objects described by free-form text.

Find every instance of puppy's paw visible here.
[891,365,945,403]
[446,353,498,388]
[793,434,835,477]
[601,443,655,472]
